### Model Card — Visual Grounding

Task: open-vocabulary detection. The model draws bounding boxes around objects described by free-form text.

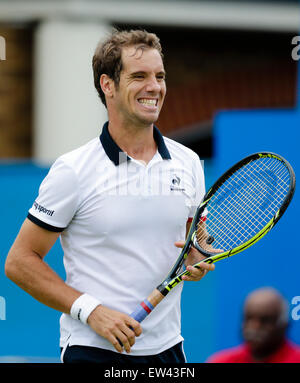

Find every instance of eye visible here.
[133,73,145,79]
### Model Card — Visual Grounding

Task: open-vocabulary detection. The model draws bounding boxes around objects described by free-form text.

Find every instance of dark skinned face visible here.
[242,291,287,360]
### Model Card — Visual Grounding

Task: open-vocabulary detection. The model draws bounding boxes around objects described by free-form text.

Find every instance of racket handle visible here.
[117,299,154,347]
[130,299,154,323]
[130,289,165,323]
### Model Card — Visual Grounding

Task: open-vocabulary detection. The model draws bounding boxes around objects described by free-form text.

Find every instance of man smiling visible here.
[5,29,214,363]
[98,42,166,164]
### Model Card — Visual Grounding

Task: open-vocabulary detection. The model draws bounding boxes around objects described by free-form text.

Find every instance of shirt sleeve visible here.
[27,158,79,232]
[188,155,206,220]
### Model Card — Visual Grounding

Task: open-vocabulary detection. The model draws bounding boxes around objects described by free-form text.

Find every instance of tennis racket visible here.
[130,152,296,323]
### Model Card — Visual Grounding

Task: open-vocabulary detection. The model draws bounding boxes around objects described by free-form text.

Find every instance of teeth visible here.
[138,99,156,106]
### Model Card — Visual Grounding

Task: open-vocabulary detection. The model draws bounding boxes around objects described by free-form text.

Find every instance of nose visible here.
[145,75,161,93]
[246,317,264,331]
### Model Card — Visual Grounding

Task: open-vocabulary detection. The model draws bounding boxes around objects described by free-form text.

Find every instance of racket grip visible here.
[130,299,154,323]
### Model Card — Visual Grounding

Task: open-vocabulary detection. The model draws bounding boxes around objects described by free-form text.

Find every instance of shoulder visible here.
[50,138,101,176]
[57,137,100,171]
[163,136,200,163]
[284,341,300,362]
[42,137,100,189]
[206,345,248,363]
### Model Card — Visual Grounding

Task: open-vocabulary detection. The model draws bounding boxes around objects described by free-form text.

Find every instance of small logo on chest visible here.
[170,174,185,192]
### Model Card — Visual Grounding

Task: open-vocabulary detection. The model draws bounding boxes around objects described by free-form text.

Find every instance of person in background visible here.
[207,287,300,363]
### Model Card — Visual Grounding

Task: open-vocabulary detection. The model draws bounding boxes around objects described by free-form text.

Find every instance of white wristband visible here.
[70,293,101,325]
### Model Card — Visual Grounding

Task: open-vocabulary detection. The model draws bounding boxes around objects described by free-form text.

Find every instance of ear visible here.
[100,74,115,100]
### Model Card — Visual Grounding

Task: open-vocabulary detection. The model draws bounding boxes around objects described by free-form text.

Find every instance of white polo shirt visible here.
[27,121,205,356]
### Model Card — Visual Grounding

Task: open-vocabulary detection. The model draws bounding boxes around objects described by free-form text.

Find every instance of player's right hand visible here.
[87,305,142,353]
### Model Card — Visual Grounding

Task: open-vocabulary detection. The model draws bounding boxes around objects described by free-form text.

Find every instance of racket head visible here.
[192,152,295,261]
[157,152,295,296]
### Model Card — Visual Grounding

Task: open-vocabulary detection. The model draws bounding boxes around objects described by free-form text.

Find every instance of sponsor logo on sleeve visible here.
[33,201,55,217]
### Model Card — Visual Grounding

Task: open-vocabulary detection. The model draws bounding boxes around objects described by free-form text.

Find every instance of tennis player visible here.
[5,29,214,363]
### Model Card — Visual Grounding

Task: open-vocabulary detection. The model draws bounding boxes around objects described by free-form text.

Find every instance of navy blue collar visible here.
[99,121,171,166]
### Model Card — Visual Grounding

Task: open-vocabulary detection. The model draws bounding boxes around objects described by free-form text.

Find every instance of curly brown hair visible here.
[92,29,163,107]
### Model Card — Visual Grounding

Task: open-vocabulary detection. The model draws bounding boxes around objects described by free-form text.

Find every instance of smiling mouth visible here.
[138,98,158,107]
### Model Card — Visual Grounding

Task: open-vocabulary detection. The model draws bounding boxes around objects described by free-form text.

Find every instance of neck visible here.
[250,338,285,361]
[107,118,157,164]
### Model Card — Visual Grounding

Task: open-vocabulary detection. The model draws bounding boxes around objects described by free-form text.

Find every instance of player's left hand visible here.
[174,241,215,282]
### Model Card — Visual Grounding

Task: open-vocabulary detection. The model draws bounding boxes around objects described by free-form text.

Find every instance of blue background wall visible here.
[182,108,300,362]
[0,164,65,360]
[1,70,300,363]
[211,110,300,358]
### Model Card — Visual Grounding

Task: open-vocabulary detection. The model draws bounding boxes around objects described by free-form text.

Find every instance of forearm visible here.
[5,219,142,354]
[5,248,80,314]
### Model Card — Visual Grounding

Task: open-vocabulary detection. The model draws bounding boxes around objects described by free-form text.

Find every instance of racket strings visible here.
[209,160,289,236]
[206,158,288,246]
[219,158,289,216]
[228,158,290,218]
[226,158,288,208]
[239,158,290,202]
[196,173,265,248]
[214,158,290,245]
[197,158,291,251]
